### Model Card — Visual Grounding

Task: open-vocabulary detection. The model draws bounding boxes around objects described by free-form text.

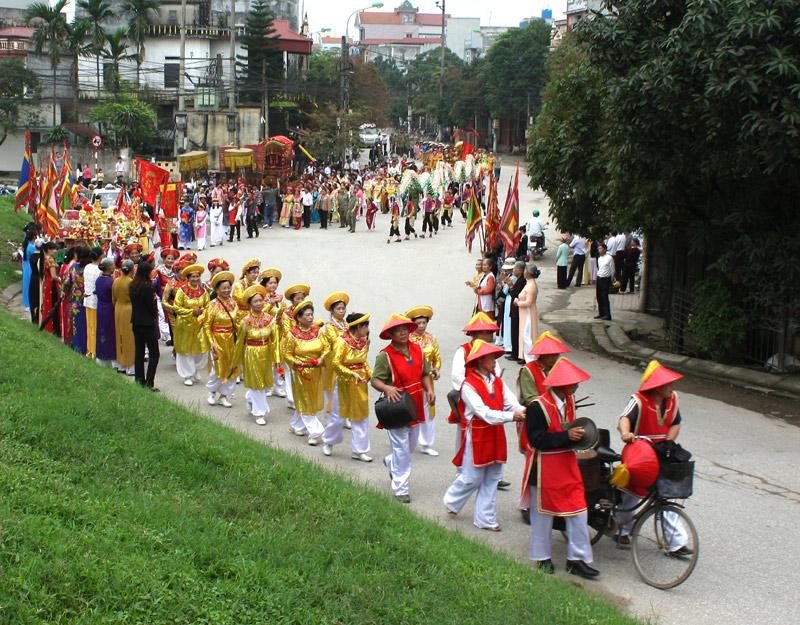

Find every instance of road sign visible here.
[91,134,103,148]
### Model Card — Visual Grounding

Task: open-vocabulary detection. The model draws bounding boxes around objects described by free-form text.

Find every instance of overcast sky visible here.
[302,0,564,37]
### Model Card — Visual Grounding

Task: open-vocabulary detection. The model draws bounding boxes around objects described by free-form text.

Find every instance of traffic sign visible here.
[91,134,103,148]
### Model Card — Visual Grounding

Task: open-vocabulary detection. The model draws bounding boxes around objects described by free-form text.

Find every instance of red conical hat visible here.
[379,313,418,340]
[461,312,500,334]
[542,357,591,387]
[529,331,570,356]
[639,360,683,392]
[464,339,505,365]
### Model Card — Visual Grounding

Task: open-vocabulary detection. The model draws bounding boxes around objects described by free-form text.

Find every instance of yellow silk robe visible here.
[203,296,240,380]
[173,284,210,355]
[232,277,258,321]
[332,333,372,421]
[409,331,441,417]
[232,311,278,390]
[284,325,330,415]
[322,319,348,392]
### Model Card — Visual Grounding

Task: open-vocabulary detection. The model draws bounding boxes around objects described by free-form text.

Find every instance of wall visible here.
[446,17,480,60]
[182,106,260,168]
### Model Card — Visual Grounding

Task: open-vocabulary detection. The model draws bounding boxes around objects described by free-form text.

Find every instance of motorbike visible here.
[530,230,547,260]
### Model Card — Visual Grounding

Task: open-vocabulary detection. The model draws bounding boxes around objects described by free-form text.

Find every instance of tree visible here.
[481,20,551,145]
[0,58,40,146]
[237,0,281,104]
[103,27,136,93]
[88,93,156,148]
[404,48,464,127]
[529,0,800,322]
[121,0,160,87]
[78,0,113,97]
[65,18,91,121]
[26,0,70,126]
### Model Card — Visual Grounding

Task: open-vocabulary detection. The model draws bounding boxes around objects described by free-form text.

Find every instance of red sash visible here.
[453,372,508,468]
[632,391,679,442]
[382,342,425,428]
[530,391,586,516]
[447,343,472,425]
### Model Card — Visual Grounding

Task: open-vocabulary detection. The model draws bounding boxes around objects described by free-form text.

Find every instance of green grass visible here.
[0,310,639,625]
[0,196,31,291]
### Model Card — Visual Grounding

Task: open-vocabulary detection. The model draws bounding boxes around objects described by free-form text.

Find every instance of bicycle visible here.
[578,431,699,589]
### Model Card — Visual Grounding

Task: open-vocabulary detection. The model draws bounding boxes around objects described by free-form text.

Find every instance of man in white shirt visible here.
[444,340,525,531]
[526,210,545,253]
[351,158,360,172]
[566,235,586,287]
[115,157,126,183]
[605,232,618,257]
[301,187,314,228]
[595,243,615,320]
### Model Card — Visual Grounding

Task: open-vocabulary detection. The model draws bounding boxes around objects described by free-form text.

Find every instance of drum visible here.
[577,451,604,492]
[375,392,417,429]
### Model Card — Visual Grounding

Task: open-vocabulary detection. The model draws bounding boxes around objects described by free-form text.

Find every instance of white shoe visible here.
[323,443,332,456]
[344,419,352,430]
[308,437,321,446]
[184,378,193,386]
[236,376,242,385]
[352,452,373,462]
[266,389,273,397]
[255,416,267,426]
[287,401,295,410]
[219,396,232,408]
[276,389,287,397]
[290,427,306,436]
[193,373,202,382]
[421,446,439,456]
[207,391,217,405]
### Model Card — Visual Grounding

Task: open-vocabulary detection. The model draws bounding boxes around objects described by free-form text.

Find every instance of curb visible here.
[591,320,800,401]
[0,281,22,306]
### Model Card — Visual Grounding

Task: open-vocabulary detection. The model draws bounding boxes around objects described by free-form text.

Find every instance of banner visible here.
[499,163,520,251]
[483,173,500,252]
[136,158,168,206]
[15,131,34,212]
[465,185,483,253]
[160,182,179,218]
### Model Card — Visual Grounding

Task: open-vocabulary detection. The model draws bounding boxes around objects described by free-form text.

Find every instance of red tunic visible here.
[530,391,586,516]
[631,391,679,441]
[453,372,508,468]
[381,341,425,428]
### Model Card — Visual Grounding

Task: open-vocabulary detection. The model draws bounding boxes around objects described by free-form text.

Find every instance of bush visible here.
[689,279,748,362]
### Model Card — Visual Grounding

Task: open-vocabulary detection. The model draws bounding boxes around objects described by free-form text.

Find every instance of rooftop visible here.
[0,26,35,38]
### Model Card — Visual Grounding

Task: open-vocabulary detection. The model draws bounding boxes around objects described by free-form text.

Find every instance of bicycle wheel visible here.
[631,503,698,589]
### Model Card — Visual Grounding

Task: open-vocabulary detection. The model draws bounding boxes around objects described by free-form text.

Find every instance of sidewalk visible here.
[542,282,800,401]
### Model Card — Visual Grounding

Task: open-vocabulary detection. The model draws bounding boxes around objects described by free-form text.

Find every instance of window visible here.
[406,33,413,38]
[402,13,412,23]
[164,63,180,88]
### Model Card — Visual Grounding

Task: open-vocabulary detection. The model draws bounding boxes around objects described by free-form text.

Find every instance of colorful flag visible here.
[465,185,483,253]
[160,181,178,218]
[136,158,168,206]
[38,148,60,237]
[483,173,500,252]
[15,132,35,212]
[499,163,520,251]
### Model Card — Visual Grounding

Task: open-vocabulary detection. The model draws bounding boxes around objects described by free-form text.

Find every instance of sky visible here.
[302,0,564,37]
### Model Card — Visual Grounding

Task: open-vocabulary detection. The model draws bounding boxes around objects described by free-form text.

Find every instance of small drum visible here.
[375,392,417,429]
[577,450,604,492]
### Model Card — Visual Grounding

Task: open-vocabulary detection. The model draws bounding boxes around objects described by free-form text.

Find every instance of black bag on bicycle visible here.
[656,460,694,499]
[653,440,692,464]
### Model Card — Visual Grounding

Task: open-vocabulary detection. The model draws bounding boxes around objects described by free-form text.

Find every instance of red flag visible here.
[136,158,168,205]
[499,163,520,251]
[160,181,179,218]
[483,173,500,252]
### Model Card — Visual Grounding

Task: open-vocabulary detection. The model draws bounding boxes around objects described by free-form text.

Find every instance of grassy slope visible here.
[0,311,638,625]
[0,196,31,291]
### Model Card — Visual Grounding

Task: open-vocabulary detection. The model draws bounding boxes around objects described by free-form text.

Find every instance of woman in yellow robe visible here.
[173,263,210,385]
[284,299,329,445]
[322,312,372,462]
[203,270,239,408]
[231,285,279,425]
[280,283,311,411]
[232,257,261,321]
[406,305,442,456]
[162,252,196,346]
[111,260,135,374]
[261,267,287,397]
[322,291,350,424]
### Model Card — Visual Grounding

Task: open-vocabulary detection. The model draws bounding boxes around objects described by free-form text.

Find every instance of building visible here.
[564,0,606,32]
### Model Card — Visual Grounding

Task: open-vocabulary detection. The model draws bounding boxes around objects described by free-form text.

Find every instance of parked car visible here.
[359,123,381,147]
[90,186,129,209]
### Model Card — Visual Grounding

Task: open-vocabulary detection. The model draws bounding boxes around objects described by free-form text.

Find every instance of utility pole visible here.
[437,0,446,141]
[179,0,186,112]
[340,35,350,166]
[261,58,269,140]
[229,0,236,143]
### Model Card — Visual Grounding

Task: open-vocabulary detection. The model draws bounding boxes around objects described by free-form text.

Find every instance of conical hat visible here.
[639,360,683,392]
[542,357,591,387]
[379,313,417,340]
[461,312,500,334]
[464,339,505,365]
[529,331,570,356]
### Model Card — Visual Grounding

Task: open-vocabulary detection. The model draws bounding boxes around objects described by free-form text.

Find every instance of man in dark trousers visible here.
[507,260,526,360]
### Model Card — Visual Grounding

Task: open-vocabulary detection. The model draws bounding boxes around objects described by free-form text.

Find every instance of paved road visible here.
[141,164,799,625]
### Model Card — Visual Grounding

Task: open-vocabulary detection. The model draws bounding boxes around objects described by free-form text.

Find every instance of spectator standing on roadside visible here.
[262,182,278,228]
[556,236,569,289]
[588,238,599,284]
[115,157,125,183]
[620,238,641,294]
[595,244,614,320]
[566,235,586,288]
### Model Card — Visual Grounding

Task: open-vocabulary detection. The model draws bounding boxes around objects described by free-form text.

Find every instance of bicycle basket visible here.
[656,461,694,499]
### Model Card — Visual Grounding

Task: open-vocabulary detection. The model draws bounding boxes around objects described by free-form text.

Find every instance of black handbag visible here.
[375,392,417,429]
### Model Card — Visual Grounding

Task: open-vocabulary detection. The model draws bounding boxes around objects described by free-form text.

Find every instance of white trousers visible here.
[207,369,237,397]
[384,426,420,496]
[176,352,208,380]
[156,299,170,340]
[323,380,339,422]
[443,431,504,528]
[453,423,463,476]
[196,235,206,251]
[284,359,295,405]
[417,402,436,448]
[323,414,370,454]
[271,365,286,394]
[617,492,688,550]
[290,411,324,438]
[529,487,593,563]
[246,388,270,417]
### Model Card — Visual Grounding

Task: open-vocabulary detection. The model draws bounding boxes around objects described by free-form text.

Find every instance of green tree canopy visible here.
[0,58,40,146]
[237,0,281,104]
[88,92,156,148]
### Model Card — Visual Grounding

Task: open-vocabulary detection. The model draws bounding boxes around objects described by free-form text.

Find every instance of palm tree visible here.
[26,0,70,126]
[77,0,113,97]
[103,28,135,93]
[121,0,160,88]
[65,19,91,123]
